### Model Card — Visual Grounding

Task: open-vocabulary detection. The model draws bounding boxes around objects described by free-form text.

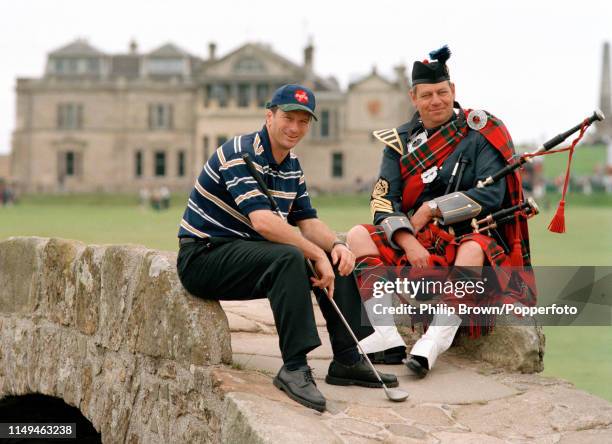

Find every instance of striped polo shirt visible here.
[178,125,317,240]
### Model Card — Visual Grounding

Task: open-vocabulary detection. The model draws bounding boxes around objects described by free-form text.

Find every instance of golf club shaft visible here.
[303,260,386,386]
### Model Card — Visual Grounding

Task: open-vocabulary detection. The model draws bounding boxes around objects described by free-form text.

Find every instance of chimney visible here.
[129,39,138,54]
[304,41,314,73]
[394,64,409,90]
[208,42,217,61]
[302,39,315,88]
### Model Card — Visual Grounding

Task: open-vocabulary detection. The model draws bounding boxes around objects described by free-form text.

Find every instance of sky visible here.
[0,0,611,154]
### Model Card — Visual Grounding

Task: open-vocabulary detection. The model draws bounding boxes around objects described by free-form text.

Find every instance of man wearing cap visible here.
[347,47,533,377]
[176,84,398,412]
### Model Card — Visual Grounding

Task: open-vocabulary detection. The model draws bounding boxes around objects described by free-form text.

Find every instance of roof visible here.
[148,43,191,58]
[49,39,106,57]
[203,42,339,91]
[348,70,396,90]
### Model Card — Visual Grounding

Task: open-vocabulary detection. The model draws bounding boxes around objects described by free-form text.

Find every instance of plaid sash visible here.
[400,112,469,211]
[398,108,532,269]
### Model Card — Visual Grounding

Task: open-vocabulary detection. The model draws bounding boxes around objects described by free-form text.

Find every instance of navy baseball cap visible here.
[265,84,318,121]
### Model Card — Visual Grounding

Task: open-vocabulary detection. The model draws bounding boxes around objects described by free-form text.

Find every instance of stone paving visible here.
[214,298,612,443]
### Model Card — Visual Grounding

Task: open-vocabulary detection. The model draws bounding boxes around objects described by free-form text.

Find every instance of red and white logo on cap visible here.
[294,90,309,104]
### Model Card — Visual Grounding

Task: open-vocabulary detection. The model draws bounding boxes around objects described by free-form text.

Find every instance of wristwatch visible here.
[427,200,438,217]
[332,240,349,250]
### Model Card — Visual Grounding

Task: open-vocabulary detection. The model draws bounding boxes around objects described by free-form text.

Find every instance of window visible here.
[203,136,210,161]
[320,110,330,138]
[57,103,83,130]
[256,84,269,107]
[53,57,100,74]
[154,151,166,177]
[148,104,173,130]
[147,58,184,75]
[86,58,100,73]
[65,152,75,176]
[204,85,212,107]
[57,151,82,180]
[216,135,227,147]
[238,84,251,108]
[135,151,143,178]
[212,84,231,108]
[177,150,186,177]
[233,57,264,73]
[332,152,343,178]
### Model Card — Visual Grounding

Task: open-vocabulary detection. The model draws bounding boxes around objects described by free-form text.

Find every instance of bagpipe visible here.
[475,110,605,234]
[477,110,605,189]
[471,198,539,234]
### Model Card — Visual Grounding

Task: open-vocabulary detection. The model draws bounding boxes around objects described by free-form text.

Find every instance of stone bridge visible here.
[2,237,611,443]
[0,237,235,442]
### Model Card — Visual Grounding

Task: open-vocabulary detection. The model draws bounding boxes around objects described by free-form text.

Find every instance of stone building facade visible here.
[0,155,9,183]
[11,39,413,193]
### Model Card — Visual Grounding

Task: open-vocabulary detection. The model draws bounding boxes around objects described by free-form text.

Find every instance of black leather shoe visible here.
[366,346,407,365]
[325,357,399,388]
[405,355,429,379]
[273,365,326,412]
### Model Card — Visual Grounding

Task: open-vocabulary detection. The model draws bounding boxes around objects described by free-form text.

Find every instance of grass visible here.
[542,327,612,402]
[533,144,608,180]
[1,192,611,401]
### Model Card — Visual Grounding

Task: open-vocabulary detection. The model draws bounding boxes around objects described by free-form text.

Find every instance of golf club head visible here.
[384,386,409,402]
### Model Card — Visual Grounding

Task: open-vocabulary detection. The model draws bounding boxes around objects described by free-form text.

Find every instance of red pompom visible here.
[422,59,429,64]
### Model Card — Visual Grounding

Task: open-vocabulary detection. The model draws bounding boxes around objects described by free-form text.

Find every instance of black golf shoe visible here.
[325,357,399,388]
[405,355,429,378]
[366,346,407,365]
[273,365,326,412]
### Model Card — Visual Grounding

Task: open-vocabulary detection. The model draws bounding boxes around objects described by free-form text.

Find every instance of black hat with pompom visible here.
[412,46,452,85]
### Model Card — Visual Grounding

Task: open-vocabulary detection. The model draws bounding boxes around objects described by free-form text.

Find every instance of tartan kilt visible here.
[356,222,517,336]
[361,223,508,268]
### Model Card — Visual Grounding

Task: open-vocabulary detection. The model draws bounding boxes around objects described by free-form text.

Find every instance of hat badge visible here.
[294,90,309,104]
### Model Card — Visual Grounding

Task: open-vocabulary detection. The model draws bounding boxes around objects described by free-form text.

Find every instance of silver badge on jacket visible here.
[467,110,488,131]
[421,166,438,184]
[407,131,428,153]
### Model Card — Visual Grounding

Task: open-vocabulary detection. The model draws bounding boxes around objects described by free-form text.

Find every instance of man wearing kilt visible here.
[347,47,535,378]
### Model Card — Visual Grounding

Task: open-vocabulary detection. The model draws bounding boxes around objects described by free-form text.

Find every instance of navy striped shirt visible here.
[178,125,317,240]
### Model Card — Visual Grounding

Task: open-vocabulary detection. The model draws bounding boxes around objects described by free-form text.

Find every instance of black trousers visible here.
[176,237,373,363]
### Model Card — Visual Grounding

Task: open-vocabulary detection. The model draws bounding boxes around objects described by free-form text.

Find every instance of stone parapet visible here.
[0,237,232,442]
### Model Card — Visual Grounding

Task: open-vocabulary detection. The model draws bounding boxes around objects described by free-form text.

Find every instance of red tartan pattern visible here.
[357,223,535,336]
[399,108,533,269]
[360,223,506,268]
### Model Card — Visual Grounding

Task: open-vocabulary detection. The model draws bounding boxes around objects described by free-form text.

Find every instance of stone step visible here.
[232,352,519,406]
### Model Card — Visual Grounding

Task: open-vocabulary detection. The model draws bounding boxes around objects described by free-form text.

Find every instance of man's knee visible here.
[347,225,376,256]
[275,244,305,264]
[456,240,485,265]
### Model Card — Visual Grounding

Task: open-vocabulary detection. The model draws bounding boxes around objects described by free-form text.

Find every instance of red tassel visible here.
[548,200,566,233]
[528,120,587,235]
[510,242,523,265]
[510,220,523,265]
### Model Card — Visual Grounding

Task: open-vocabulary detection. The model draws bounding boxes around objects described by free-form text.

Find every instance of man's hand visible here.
[403,235,431,268]
[331,243,355,276]
[410,202,436,233]
[310,254,335,299]
[394,231,431,268]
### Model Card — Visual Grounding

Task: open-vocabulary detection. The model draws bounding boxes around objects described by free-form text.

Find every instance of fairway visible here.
[1,192,611,401]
